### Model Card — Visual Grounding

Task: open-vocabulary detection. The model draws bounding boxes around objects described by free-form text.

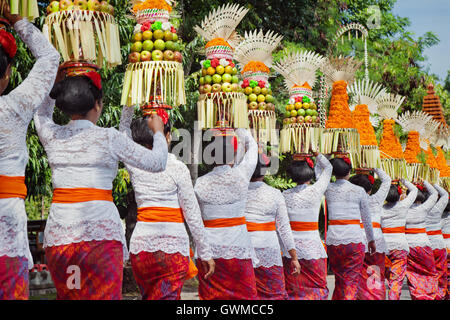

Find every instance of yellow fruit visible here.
[207,67,216,76]
[295,102,302,110]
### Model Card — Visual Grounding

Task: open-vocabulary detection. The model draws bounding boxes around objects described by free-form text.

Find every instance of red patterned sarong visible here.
[283,257,328,300]
[406,246,438,300]
[45,240,123,300]
[327,243,365,300]
[197,258,257,300]
[0,256,29,300]
[385,250,408,300]
[357,252,386,300]
[447,251,450,300]
[130,250,188,300]
[254,266,287,300]
[432,249,447,300]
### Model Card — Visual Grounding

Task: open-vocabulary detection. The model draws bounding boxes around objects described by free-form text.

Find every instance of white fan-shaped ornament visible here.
[321,55,363,88]
[273,50,325,91]
[234,29,283,71]
[397,111,434,142]
[421,118,441,149]
[348,79,386,113]
[376,92,406,121]
[194,3,249,49]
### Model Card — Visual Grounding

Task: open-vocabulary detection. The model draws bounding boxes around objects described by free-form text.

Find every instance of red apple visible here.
[99,0,109,12]
[163,50,174,61]
[221,82,232,93]
[203,84,212,94]
[59,0,73,11]
[173,51,182,63]
[212,83,222,93]
[258,102,267,110]
[248,101,258,110]
[74,0,88,10]
[128,52,140,63]
[297,116,304,124]
[290,117,297,123]
[199,85,205,94]
[140,50,151,62]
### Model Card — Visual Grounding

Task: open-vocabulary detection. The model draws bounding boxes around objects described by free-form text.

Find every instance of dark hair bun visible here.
[0,45,11,78]
[288,160,315,184]
[50,76,103,116]
[330,158,351,178]
[349,174,372,193]
[386,184,400,203]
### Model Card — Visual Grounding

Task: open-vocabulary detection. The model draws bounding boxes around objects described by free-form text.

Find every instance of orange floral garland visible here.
[379,119,404,159]
[326,80,355,129]
[403,131,421,164]
[436,146,450,177]
[424,145,438,169]
[133,0,173,12]
[351,104,377,145]
[242,61,270,74]
[205,38,231,49]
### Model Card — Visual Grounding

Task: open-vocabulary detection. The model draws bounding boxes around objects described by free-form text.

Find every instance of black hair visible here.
[330,158,352,178]
[50,76,103,116]
[349,174,372,193]
[443,200,450,218]
[251,154,270,180]
[287,160,314,184]
[386,185,400,203]
[210,135,236,165]
[130,117,171,148]
[412,189,426,204]
[0,45,12,78]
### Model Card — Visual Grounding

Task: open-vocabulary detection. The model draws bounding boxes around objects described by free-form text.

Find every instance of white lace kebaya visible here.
[245,181,295,268]
[381,180,417,253]
[194,129,258,263]
[405,181,438,249]
[442,210,450,251]
[0,18,59,268]
[33,97,168,261]
[426,184,448,251]
[282,154,332,260]
[325,178,374,247]
[119,105,212,261]
[360,168,391,254]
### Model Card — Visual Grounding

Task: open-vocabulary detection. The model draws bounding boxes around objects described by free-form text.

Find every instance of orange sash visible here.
[405,228,426,234]
[382,227,405,234]
[426,230,442,236]
[443,234,450,239]
[360,222,382,229]
[52,188,113,203]
[203,217,246,228]
[329,219,360,226]
[290,221,318,232]
[186,248,198,280]
[137,207,184,223]
[246,221,276,232]
[0,175,27,199]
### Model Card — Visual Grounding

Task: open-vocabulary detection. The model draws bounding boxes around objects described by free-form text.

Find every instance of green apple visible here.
[297,109,306,116]
[164,30,173,41]
[284,111,291,118]
[172,33,178,41]
[253,86,261,95]
[204,75,212,84]
[231,75,239,84]
[140,50,151,62]
[265,94,274,103]
[151,49,163,61]
[248,101,258,110]
[222,82,232,93]
[49,1,60,12]
[261,87,268,95]
[224,66,233,74]
[142,40,153,52]
[232,67,238,75]
[212,74,222,84]
[306,109,314,116]
[222,73,232,83]
[142,30,153,41]
[248,93,257,102]
[199,77,205,85]
[165,40,175,51]
[87,0,100,11]
[154,39,165,51]
[153,29,164,40]
[291,110,297,117]
[131,41,143,53]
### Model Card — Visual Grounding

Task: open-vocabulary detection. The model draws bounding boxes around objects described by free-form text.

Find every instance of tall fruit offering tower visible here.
[194,3,249,130]
[121,0,185,116]
[273,50,325,158]
[234,29,282,150]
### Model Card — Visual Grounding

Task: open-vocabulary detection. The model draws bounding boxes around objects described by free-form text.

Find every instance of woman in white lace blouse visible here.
[282,153,332,300]
[404,180,438,300]
[119,105,214,300]
[194,128,258,300]
[425,184,448,300]
[325,156,375,300]
[349,168,391,300]
[0,6,59,300]
[245,155,299,300]
[381,179,417,300]
[442,199,450,299]
[33,72,168,300]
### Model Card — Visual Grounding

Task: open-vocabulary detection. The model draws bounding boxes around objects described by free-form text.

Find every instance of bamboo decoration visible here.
[234,29,282,145]
[43,10,122,68]
[7,0,39,21]
[273,49,325,155]
[194,3,249,129]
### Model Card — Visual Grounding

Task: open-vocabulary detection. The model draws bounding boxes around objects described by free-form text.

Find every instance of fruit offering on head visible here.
[282,94,319,125]
[128,20,182,63]
[240,79,275,111]
[198,58,239,94]
[48,0,113,13]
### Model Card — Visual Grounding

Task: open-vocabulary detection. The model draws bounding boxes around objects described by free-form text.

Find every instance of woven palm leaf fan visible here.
[273,50,325,156]
[376,92,407,180]
[234,29,282,147]
[195,3,249,130]
[121,0,186,110]
[320,56,363,165]
[43,8,121,69]
[348,79,386,169]
[397,110,435,182]
[6,0,39,21]
[433,126,450,189]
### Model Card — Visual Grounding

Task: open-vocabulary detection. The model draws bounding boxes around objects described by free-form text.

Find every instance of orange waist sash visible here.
[443,234,450,239]
[246,221,276,232]
[382,227,405,234]
[426,230,442,236]
[290,221,318,232]
[52,188,113,203]
[137,207,184,223]
[0,175,27,199]
[203,217,246,228]
[329,219,360,226]
[359,222,381,229]
[405,228,426,234]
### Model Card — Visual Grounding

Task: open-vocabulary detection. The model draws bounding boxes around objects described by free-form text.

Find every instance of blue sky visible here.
[392,0,450,82]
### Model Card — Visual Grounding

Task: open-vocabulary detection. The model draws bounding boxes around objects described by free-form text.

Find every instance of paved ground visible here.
[179,275,412,300]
